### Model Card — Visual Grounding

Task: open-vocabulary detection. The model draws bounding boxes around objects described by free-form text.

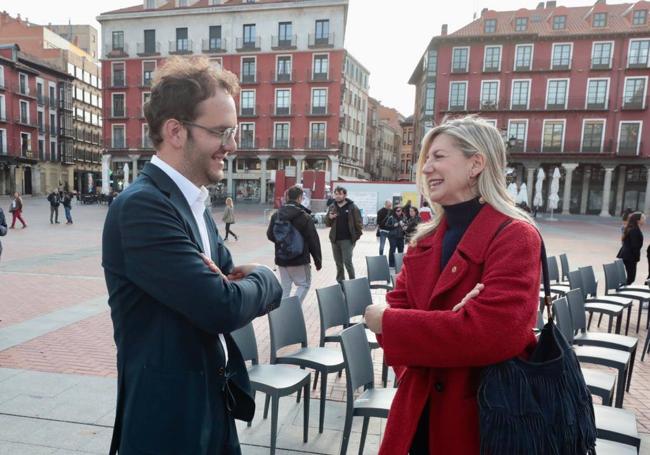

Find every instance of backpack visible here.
[273,216,305,261]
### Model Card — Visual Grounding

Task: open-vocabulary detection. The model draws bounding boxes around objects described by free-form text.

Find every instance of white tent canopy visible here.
[516,183,529,205]
[548,167,561,211]
[123,162,130,189]
[533,168,545,209]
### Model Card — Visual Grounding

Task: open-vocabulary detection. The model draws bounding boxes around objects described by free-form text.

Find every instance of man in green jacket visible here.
[325,186,363,283]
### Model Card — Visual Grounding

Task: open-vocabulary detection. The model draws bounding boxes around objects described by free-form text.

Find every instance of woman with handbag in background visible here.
[222,197,238,241]
[385,205,406,268]
[9,192,27,229]
[364,117,543,454]
[617,211,645,284]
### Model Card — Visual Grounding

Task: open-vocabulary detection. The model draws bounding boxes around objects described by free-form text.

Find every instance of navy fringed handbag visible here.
[478,239,597,455]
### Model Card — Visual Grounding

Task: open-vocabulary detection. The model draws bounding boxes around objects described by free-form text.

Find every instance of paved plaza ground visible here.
[1,195,650,454]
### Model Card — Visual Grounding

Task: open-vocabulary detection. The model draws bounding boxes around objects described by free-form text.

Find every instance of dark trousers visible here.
[224,223,237,240]
[331,239,355,283]
[50,205,59,223]
[623,260,637,285]
[388,237,405,267]
[64,206,72,223]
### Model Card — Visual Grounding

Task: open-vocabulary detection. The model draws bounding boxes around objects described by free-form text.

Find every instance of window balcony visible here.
[169,40,193,55]
[240,71,260,85]
[308,33,334,49]
[236,37,261,52]
[137,42,161,56]
[622,97,646,110]
[272,35,297,50]
[239,104,259,118]
[109,77,128,89]
[270,103,294,117]
[0,112,8,123]
[307,103,331,116]
[270,137,291,149]
[109,107,133,119]
[451,65,469,74]
[483,64,500,73]
[479,100,498,111]
[618,141,641,156]
[272,70,294,83]
[305,137,328,149]
[590,60,611,70]
[202,38,227,53]
[16,117,37,128]
[104,44,129,58]
[59,127,74,138]
[238,137,258,150]
[309,71,330,82]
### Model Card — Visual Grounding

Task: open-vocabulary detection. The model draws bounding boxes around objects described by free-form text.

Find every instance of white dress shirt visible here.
[150,155,228,363]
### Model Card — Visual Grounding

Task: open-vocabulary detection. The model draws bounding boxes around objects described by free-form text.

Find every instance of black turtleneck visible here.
[440,198,484,269]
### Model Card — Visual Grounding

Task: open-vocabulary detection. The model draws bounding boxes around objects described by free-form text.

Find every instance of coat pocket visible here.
[128,366,210,454]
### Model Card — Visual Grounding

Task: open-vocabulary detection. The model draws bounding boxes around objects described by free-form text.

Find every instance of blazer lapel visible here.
[204,210,221,262]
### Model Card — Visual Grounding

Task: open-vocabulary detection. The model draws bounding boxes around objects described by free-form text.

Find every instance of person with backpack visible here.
[267,185,322,304]
[47,189,61,224]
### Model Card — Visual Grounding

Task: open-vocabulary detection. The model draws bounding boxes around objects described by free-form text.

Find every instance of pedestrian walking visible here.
[325,186,363,283]
[222,197,238,241]
[47,189,61,224]
[9,192,27,229]
[385,205,406,267]
[0,206,7,260]
[376,200,392,255]
[63,191,74,224]
[267,185,322,304]
[404,206,421,242]
[617,211,644,284]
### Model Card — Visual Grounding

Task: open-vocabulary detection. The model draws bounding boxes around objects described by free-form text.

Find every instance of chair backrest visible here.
[339,324,375,396]
[394,252,404,274]
[614,259,627,286]
[602,262,620,293]
[552,297,574,344]
[231,322,259,365]
[268,296,308,363]
[547,256,561,283]
[565,288,587,333]
[578,266,598,297]
[559,253,570,281]
[567,270,587,300]
[316,284,349,346]
[536,310,545,331]
[366,255,391,284]
[341,277,373,319]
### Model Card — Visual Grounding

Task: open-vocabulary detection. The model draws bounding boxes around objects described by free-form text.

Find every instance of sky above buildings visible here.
[4,0,625,115]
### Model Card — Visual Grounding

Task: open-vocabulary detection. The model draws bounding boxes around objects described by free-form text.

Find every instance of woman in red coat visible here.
[365,116,541,455]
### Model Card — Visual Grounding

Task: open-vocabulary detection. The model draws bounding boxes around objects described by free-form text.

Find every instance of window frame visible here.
[514,17,528,32]
[580,118,606,153]
[448,81,468,111]
[483,45,503,72]
[617,121,643,155]
[451,46,470,73]
[507,119,528,152]
[541,119,566,153]
[622,76,648,109]
[592,12,607,28]
[273,121,290,148]
[479,80,500,109]
[552,15,567,30]
[545,78,570,110]
[513,43,534,71]
[111,124,126,148]
[510,79,531,110]
[585,77,610,109]
[551,42,573,70]
[627,39,650,68]
[591,41,614,69]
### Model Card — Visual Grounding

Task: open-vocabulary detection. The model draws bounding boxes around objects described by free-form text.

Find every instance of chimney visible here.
[536,2,544,9]
[441,24,448,36]
[481,7,488,17]
[546,1,557,8]
[16,13,21,22]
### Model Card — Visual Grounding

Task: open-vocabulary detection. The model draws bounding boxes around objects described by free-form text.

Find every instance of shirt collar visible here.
[151,155,207,209]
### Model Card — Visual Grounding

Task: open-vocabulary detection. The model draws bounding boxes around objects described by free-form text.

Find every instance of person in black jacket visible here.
[0,207,7,260]
[376,200,392,255]
[617,211,645,284]
[385,205,407,267]
[267,185,322,304]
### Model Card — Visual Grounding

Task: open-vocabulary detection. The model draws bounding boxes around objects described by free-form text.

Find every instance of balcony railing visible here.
[307,103,331,116]
[271,35,297,50]
[309,70,330,82]
[270,103,294,116]
[591,60,612,70]
[169,40,193,54]
[0,112,8,123]
[109,77,128,88]
[483,63,500,73]
[50,124,57,135]
[49,98,57,109]
[479,100,498,111]
[627,59,649,69]
[239,104,259,118]
[109,107,133,119]
[16,117,37,128]
[137,42,161,56]
[104,44,129,58]
[622,97,646,110]
[37,94,46,106]
[618,141,642,156]
[308,33,334,48]
[451,65,469,74]
[59,127,74,138]
[236,37,261,52]
[269,137,291,149]
[240,71,260,84]
[202,38,227,53]
[443,96,615,113]
[272,70,294,83]
[305,137,327,149]
[238,137,258,150]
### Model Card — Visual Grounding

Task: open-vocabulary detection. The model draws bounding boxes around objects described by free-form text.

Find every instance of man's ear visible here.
[161,119,186,149]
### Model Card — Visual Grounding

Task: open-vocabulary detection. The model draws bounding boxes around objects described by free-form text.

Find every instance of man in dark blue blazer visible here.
[102,57,282,454]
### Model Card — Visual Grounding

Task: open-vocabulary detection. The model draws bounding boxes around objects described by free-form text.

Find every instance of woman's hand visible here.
[452,283,484,312]
[365,302,390,334]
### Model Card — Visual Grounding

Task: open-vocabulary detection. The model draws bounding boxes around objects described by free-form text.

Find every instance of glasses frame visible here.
[181,121,238,144]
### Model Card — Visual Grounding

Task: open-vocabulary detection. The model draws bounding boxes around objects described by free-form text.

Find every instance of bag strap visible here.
[539,238,553,321]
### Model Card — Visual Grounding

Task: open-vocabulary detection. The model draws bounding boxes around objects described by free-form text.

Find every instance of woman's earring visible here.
[478,196,486,204]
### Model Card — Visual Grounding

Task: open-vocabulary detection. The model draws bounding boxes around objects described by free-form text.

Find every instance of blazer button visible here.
[451,266,457,273]
[218,367,225,376]
[435,381,444,392]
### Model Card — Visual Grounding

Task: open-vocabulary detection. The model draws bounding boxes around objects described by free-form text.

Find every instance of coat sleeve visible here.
[266,213,276,242]
[118,190,282,335]
[631,229,643,262]
[305,217,322,269]
[380,221,541,368]
[353,206,363,240]
[0,209,6,236]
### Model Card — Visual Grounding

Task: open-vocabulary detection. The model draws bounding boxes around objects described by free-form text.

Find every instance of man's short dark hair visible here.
[286,185,303,202]
[334,186,347,195]
[144,56,240,148]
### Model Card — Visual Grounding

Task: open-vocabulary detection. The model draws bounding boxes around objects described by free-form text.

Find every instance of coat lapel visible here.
[204,210,221,263]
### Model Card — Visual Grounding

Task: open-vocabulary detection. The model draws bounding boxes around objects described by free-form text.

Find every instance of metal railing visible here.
[202,38,227,53]
[169,40,193,54]
[137,42,161,56]
[308,33,334,48]
[236,37,261,51]
[272,35,297,49]
[104,44,129,58]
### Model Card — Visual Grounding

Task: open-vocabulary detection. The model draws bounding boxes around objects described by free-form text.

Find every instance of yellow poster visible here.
[401,191,419,207]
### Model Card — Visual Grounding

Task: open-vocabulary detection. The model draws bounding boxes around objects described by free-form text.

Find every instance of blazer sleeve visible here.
[119,190,282,335]
[380,221,541,368]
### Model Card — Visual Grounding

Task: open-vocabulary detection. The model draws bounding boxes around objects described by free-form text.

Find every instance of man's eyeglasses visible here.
[182,122,238,144]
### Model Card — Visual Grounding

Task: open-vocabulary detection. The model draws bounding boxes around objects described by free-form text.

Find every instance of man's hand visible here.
[452,283,484,312]
[365,302,390,334]
[199,253,227,280]
[227,263,265,281]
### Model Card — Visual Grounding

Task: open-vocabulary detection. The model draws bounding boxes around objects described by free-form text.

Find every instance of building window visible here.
[243,24,256,46]
[143,30,157,54]
[112,125,125,148]
[0,66,4,88]
[274,123,290,148]
[633,10,647,25]
[242,57,256,83]
[426,48,437,76]
[507,120,527,152]
[449,81,467,111]
[514,17,528,31]
[313,55,329,80]
[424,82,435,115]
[146,0,155,8]
[142,124,152,148]
[514,44,533,70]
[484,19,497,33]
[452,47,469,73]
[483,46,501,71]
[551,43,572,69]
[480,81,499,109]
[552,15,566,30]
[20,132,31,156]
[0,129,6,154]
[315,19,330,42]
[311,88,327,114]
[623,77,647,109]
[112,94,125,117]
[240,90,255,115]
[112,31,124,51]
[618,122,641,155]
[591,42,613,68]
[142,61,156,86]
[275,89,291,114]
[37,111,44,134]
[278,22,293,46]
[0,95,5,120]
[592,12,607,28]
[581,120,605,152]
[19,73,28,95]
[239,123,255,148]
[628,40,650,67]
[208,26,222,50]
[112,62,125,87]
[546,80,568,109]
[176,28,189,52]
[20,100,29,124]
[49,113,56,135]
[511,80,530,109]
[310,122,326,148]
[276,56,292,81]
[586,79,608,109]
[542,120,565,152]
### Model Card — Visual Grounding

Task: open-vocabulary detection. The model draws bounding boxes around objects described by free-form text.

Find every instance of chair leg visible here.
[625,305,632,336]
[642,331,650,361]
[614,366,627,408]
[313,370,320,391]
[270,394,279,455]
[319,371,328,433]
[303,382,310,443]
[637,301,643,334]
[597,313,603,328]
[626,349,636,392]
[248,391,256,427]
[264,394,271,419]
[297,387,301,403]
[607,315,613,333]
[615,314,622,335]
[339,406,354,455]
[587,312,594,330]
[359,416,370,455]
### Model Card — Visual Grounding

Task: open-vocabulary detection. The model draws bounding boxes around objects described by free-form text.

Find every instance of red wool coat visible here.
[378,205,541,455]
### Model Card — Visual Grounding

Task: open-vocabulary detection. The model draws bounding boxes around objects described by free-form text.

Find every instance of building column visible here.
[293,154,306,185]
[525,162,539,207]
[0,166,5,195]
[614,166,627,217]
[561,163,578,215]
[644,166,650,214]
[227,155,236,198]
[259,154,269,204]
[101,154,112,195]
[129,154,141,181]
[9,164,16,194]
[600,166,615,217]
[580,166,591,215]
[329,155,339,184]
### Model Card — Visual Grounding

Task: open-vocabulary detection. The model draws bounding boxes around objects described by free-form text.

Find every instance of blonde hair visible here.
[411,116,534,244]
[225,197,233,207]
